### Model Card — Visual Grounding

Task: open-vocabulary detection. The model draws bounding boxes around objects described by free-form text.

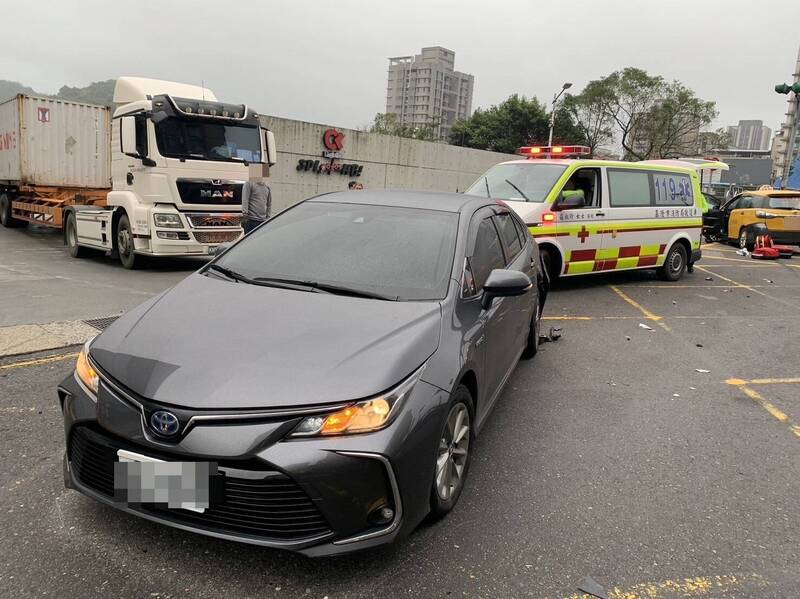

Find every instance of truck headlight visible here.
[75,341,99,397]
[289,364,425,437]
[154,213,182,228]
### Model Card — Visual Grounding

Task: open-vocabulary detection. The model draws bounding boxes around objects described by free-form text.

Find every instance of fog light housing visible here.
[368,505,394,526]
[157,230,180,240]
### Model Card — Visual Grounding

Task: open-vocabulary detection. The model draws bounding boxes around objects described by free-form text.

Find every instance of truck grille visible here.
[68,425,332,542]
[193,230,242,244]
[176,179,242,205]
[186,214,242,228]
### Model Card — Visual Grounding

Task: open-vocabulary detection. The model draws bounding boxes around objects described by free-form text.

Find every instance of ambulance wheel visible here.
[0,193,25,228]
[521,299,541,360]
[659,243,687,281]
[65,213,89,258]
[116,214,145,270]
[738,227,754,252]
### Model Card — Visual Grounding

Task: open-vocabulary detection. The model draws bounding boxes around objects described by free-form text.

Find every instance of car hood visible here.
[90,273,442,409]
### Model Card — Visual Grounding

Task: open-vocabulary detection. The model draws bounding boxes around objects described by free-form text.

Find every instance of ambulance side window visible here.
[608,169,653,207]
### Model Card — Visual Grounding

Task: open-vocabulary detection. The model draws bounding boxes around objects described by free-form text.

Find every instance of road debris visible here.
[638,323,654,331]
[736,248,750,256]
[577,576,608,599]
[539,326,563,344]
[763,279,774,284]
[696,343,703,348]
[695,369,710,373]
[705,276,714,281]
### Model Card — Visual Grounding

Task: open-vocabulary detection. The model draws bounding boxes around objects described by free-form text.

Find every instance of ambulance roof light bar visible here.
[516,145,591,159]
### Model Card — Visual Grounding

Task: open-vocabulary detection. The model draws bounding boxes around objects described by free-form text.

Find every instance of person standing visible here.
[241,164,272,234]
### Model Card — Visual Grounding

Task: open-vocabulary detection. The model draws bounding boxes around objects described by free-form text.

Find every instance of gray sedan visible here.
[58,190,547,556]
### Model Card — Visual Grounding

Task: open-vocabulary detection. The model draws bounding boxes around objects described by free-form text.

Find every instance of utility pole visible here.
[775,82,800,186]
[548,82,572,147]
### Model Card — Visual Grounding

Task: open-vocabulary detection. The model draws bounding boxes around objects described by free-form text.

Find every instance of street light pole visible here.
[548,82,572,147]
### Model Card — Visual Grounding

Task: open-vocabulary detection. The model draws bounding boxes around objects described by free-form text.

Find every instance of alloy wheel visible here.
[435,403,470,501]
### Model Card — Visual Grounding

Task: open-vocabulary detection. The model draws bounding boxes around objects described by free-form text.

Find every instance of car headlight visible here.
[154,213,182,228]
[75,340,99,397]
[289,364,426,437]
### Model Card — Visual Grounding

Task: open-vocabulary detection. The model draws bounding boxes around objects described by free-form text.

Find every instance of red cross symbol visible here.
[577,225,590,243]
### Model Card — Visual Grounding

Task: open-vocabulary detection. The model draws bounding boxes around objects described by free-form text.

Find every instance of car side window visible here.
[738,196,754,209]
[494,212,523,262]
[469,217,506,291]
[512,213,530,246]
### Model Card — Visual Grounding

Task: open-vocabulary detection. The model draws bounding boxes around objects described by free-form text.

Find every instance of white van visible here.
[465,148,706,281]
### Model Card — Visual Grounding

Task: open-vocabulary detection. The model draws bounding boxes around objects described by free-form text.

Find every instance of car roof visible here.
[745,189,800,197]
[494,158,698,174]
[307,189,489,213]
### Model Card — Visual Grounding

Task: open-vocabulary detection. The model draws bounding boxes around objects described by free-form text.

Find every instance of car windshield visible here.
[465,163,567,203]
[768,196,800,209]
[214,201,459,301]
[154,118,261,163]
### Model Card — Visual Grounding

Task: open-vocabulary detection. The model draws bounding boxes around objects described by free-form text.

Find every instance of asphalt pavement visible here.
[1,239,800,598]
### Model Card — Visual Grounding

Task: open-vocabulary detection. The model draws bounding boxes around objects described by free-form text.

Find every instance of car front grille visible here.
[68,425,332,542]
[192,230,241,244]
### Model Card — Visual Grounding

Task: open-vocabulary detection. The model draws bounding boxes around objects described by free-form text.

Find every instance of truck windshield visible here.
[465,163,567,203]
[154,119,261,163]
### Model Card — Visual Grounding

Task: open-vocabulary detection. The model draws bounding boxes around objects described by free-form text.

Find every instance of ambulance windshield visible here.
[466,163,567,203]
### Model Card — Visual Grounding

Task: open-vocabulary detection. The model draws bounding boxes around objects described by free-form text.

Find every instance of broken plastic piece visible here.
[704,276,713,281]
[638,323,654,331]
[577,576,608,599]
[695,368,710,373]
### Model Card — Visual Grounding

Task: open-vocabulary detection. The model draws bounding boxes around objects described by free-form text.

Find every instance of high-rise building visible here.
[385,46,474,142]
[727,120,772,151]
[772,45,800,184]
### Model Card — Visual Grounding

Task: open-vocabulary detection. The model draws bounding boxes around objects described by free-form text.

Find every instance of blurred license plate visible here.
[114,449,216,513]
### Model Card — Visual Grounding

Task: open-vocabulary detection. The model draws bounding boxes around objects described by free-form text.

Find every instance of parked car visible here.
[58,190,547,556]
[706,189,800,250]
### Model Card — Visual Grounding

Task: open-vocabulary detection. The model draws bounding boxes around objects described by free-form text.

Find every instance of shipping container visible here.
[0,95,111,189]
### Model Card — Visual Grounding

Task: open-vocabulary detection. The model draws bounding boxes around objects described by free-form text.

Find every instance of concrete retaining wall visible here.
[259,115,516,211]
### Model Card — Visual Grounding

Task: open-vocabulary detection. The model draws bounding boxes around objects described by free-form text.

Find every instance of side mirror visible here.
[481,269,532,309]
[120,116,136,156]
[264,129,277,166]
[552,189,585,211]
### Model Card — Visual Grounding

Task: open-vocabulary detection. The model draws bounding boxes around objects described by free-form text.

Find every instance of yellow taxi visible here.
[716,189,800,250]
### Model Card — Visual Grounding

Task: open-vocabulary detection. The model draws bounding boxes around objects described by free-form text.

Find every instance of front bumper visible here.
[58,370,449,556]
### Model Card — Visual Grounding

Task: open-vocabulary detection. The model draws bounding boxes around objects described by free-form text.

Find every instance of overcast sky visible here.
[1,0,798,134]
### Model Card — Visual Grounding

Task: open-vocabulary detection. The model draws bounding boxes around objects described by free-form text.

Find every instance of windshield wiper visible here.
[206,263,251,283]
[253,277,398,301]
[484,176,492,198]
[504,179,530,201]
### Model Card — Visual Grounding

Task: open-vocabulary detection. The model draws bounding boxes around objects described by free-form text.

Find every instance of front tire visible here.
[65,213,88,258]
[739,227,754,252]
[0,193,25,228]
[521,299,541,360]
[116,214,144,270]
[659,243,687,281]
[429,385,474,519]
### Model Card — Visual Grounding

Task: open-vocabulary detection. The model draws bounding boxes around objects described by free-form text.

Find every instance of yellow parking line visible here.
[726,378,800,438]
[564,572,764,599]
[749,377,800,385]
[609,285,670,331]
[0,352,78,371]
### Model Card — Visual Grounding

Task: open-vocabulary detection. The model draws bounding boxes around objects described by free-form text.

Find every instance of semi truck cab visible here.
[66,77,277,268]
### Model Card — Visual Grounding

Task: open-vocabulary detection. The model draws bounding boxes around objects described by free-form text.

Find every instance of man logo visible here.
[150,411,180,436]
[200,189,235,199]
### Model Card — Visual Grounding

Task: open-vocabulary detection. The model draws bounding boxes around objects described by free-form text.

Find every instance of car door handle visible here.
[595,211,605,217]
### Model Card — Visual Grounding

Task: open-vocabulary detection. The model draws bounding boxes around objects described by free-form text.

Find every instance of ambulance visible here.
[464,146,706,281]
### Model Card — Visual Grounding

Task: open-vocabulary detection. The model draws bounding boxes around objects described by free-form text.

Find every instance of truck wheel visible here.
[65,213,88,258]
[0,193,25,228]
[658,243,687,281]
[116,214,144,269]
